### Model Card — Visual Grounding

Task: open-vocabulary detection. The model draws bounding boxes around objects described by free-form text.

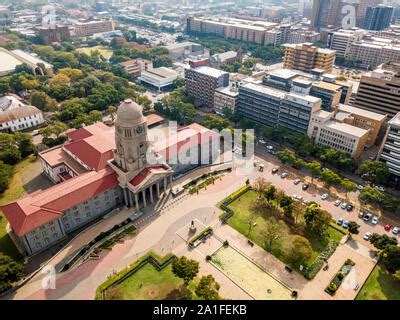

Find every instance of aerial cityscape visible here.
[0,0,400,307]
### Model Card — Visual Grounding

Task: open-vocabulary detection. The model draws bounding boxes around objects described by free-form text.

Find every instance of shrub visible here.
[223,240,229,247]
[206,255,212,261]
[327,283,337,293]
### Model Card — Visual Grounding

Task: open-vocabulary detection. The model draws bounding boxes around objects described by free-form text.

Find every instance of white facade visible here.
[139,67,178,91]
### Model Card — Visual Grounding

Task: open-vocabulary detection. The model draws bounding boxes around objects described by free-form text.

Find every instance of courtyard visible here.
[226,189,344,271]
[211,245,293,300]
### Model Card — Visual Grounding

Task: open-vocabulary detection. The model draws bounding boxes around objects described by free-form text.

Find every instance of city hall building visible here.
[1,100,219,256]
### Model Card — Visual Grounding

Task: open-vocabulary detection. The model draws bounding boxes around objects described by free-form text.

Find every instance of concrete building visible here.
[0,95,44,132]
[310,81,342,111]
[211,51,239,67]
[327,29,367,57]
[364,5,394,31]
[119,58,152,78]
[283,43,336,73]
[0,47,53,76]
[353,62,400,118]
[308,109,369,159]
[214,85,239,115]
[138,67,179,92]
[378,112,400,188]
[185,66,229,109]
[237,82,321,133]
[36,25,70,45]
[1,100,220,256]
[74,20,115,37]
[165,42,208,61]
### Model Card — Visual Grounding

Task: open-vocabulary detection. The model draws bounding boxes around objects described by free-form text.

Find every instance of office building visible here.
[310,81,342,110]
[353,62,400,118]
[119,59,152,78]
[185,66,229,108]
[214,86,239,115]
[378,112,400,188]
[364,5,394,31]
[138,67,179,92]
[165,42,208,61]
[327,29,366,57]
[283,43,336,73]
[74,20,114,37]
[237,82,322,133]
[36,25,70,45]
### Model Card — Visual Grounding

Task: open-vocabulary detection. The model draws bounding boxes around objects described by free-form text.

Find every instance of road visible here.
[253,144,398,246]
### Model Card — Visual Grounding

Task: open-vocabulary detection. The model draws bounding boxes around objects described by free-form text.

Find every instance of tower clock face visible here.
[136,126,143,134]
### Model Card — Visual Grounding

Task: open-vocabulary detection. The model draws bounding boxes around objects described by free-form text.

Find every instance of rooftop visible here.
[191,65,228,78]
[312,81,342,92]
[215,86,239,97]
[325,120,369,138]
[337,104,387,122]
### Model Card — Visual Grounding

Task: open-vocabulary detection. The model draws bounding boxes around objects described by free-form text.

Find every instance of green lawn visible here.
[76,46,113,59]
[356,263,400,300]
[0,156,37,260]
[226,190,343,269]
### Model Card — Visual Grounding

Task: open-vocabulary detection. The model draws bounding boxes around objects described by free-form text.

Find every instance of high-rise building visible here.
[363,5,394,30]
[310,0,340,30]
[283,43,336,73]
[353,62,400,118]
[378,112,400,188]
[185,66,229,109]
[74,20,114,37]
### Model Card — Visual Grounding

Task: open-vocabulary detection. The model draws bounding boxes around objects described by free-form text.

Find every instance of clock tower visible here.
[113,99,149,173]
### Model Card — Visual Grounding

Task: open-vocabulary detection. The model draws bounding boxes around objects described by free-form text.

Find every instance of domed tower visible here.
[113,99,149,172]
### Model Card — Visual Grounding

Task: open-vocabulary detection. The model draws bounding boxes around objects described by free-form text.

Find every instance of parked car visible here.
[346,204,354,212]
[272,168,279,174]
[363,213,372,221]
[334,200,341,206]
[363,232,372,240]
[356,184,364,190]
[31,129,40,136]
[371,216,379,225]
[293,195,303,201]
[337,218,343,226]
[293,179,301,185]
[258,139,267,145]
[321,193,328,200]
[281,172,288,179]
[267,145,274,150]
[385,224,393,231]
[343,220,350,229]
[341,202,348,209]
[270,150,276,155]
[302,183,309,190]
[392,227,399,235]
[359,212,365,219]
[375,186,386,192]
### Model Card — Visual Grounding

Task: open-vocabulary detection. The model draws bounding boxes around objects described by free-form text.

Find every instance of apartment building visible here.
[378,113,400,189]
[327,29,366,57]
[307,109,369,159]
[36,25,70,45]
[185,66,229,109]
[74,20,115,37]
[353,62,400,118]
[283,43,336,73]
[214,86,239,115]
[310,81,342,111]
[119,58,152,78]
[237,82,321,133]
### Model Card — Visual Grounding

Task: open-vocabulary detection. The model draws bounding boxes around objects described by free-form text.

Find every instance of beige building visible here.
[310,81,342,111]
[283,43,336,73]
[119,58,152,78]
[308,109,369,159]
[74,20,115,37]
[214,86,239,115]
[353,62,400,118]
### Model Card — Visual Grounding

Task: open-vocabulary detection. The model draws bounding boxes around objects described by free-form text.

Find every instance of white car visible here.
[371,216,379,225]
[334,199,341,206]
[293,179,301,185]
[293,195,303,201]
[266,145,274,150]
[375,186,385,192]
[321,193,328,200]
[393,227,399,235]
[363,232,372,240]
[258,139,266,145]
[281,172,288,179]
[341,202,348,209]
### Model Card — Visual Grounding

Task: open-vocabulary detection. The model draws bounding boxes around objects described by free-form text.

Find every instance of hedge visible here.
[95,252,175,300]
[325,259,355,295]
[304,240,339,280]
[219,185,251,222]
[188,227,213,247]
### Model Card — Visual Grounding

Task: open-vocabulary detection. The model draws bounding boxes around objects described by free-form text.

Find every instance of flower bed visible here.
[304,240,339,280]
[188,227,213,248]
[325,259,356,295]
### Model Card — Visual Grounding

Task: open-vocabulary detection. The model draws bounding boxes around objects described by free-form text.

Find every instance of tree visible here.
[359,160,390,186]
[320,169,342,190]
[172,256,199,286]
[348,221,360,234]
[0,253,24,293]
[264,184,277,201]
[30,90,57,111]
[287,235,313,267]
[136,95,152,113]
[341,179,357,200]
[253,177,269,199]
[152,54,173,68]
[304,203,332,234]
[107,105,117,122]
[13,132,35,158]
[306,160,321,185]
[88,110,103,123]
[380,245,400,274]
[263,217,283,250]
[276,149,297,166]
[369,233,398,250]
[0,161,13,194]
[195,275,220,300]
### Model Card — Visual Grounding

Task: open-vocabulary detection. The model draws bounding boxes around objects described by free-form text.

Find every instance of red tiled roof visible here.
[153,123,220,161]
[0,167,119,236]
[129,166,169,187]
[146,113,164,127]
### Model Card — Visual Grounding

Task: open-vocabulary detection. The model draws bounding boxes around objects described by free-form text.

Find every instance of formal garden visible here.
[219,178,345,279]
[96,253,222,300]
[210,245,293,300]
